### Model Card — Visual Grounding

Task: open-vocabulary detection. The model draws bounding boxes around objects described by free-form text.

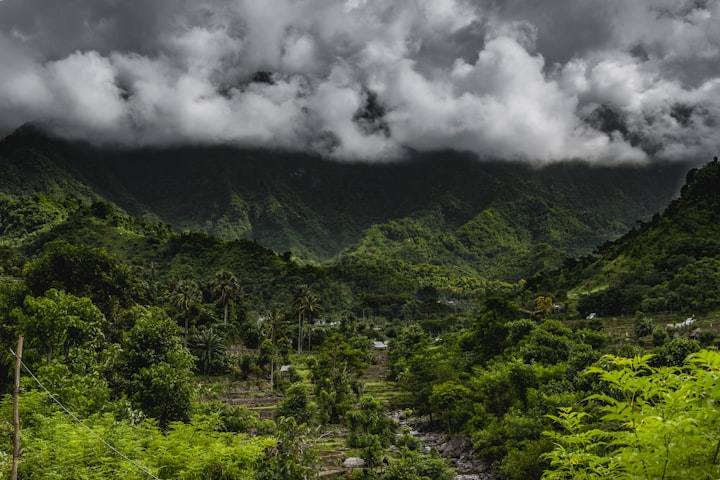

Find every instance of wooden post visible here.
[12,335,23,480]
[269,322,275,393]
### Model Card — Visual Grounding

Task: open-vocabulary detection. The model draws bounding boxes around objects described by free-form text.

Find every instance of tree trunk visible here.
[307,320,312,352]
[269,352,274,392]
[270,320,276,392]
[297,313,303,354]
[223,302,229,327]
[331,346,337,381]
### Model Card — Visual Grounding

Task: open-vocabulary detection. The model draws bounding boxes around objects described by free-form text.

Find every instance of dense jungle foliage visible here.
[2,131,720,479]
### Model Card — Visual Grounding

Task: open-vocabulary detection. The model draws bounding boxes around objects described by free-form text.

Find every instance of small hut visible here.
[342,457,366,471]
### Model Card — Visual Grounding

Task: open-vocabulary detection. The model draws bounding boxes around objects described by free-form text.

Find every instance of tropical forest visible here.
[2,128,720,480]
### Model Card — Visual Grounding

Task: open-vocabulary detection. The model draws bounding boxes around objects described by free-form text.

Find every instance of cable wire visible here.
[10,349,160,480]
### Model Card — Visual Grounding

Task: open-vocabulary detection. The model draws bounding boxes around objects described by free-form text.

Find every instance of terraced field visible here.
[565,313,720,349]
[207,347,402,477]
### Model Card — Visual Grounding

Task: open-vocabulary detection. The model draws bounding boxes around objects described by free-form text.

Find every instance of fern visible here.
[544,350,720,479]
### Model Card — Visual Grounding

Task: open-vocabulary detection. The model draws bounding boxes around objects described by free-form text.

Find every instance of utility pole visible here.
[269,324,275,393]
[12,335,23,480]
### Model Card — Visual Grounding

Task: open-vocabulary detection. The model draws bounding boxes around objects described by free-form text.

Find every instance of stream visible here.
[392,412,498,480]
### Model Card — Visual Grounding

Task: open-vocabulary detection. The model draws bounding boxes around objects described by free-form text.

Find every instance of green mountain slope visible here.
[530,158,720,315]
[342,162,690,280]
[0,200,344,312]
[0,127,692,280]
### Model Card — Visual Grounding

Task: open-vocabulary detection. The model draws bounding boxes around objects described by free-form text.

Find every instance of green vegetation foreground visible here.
[1,157,720,478]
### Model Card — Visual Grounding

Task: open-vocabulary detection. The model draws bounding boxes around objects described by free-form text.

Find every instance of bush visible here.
[544,350,720,480]
[652,327,667,346]
[276,382,314,425]
[698,329,716,347]
[506,319,537,345]
[653,336,700,367]
[575,328,610,350]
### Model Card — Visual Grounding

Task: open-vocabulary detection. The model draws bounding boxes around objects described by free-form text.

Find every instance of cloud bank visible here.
[0,0,718,162]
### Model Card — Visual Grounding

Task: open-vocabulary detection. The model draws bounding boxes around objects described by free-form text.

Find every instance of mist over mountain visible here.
[0,127,693,280]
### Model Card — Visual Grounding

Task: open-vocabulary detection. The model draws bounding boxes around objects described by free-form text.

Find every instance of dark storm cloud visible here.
[485,0,617,65]
[0,0,718,162]
[0,0,200,58]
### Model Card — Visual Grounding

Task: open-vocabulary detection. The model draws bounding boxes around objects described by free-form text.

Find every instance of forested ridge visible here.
[0,126,690,278]
[2,131,720,479]
[531,158,720,317]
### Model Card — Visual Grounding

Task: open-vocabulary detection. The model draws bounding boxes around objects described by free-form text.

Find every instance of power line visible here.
[10,349,160,480]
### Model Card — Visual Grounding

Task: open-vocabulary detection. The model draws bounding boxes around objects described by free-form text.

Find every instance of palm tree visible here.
[172,279,202,345]
[191,327,227,375]
[211,270,242,326]
[306,292,323,353]
[293,285,310,354]
[635,317,655,340]
[266,310,283,392]
[292,284,323,353]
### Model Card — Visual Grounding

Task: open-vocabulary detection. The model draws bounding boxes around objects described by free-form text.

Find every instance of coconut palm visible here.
[172,279,202,345]
[211,270,242,326]
[292,284,323,353]
[266,310,284,392]
[293,285,310,354]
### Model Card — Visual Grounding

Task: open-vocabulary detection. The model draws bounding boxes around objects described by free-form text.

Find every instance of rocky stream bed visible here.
[392,412,498,480]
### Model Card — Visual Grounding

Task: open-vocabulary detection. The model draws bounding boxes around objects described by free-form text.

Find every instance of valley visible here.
[2,0,720,478]
[2,129,720,479]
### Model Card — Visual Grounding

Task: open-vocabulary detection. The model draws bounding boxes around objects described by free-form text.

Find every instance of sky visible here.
[0,0,718,163]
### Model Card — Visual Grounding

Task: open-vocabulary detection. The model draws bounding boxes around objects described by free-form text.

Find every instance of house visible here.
[668,317,697,329]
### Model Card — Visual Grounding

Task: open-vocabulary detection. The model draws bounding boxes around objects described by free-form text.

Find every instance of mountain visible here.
[0,126,693,280]
[529,158,720,316]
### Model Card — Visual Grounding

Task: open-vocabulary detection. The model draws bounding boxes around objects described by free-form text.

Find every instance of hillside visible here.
[0,126,692,280]
[529,157,720,316]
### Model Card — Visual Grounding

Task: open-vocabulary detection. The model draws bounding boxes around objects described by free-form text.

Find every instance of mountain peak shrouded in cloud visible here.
[0,0,718,163]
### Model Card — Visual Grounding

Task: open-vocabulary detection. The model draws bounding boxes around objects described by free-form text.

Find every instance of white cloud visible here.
[0,0,718,162]
[46,52,126,131]
[379,34,645,162]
